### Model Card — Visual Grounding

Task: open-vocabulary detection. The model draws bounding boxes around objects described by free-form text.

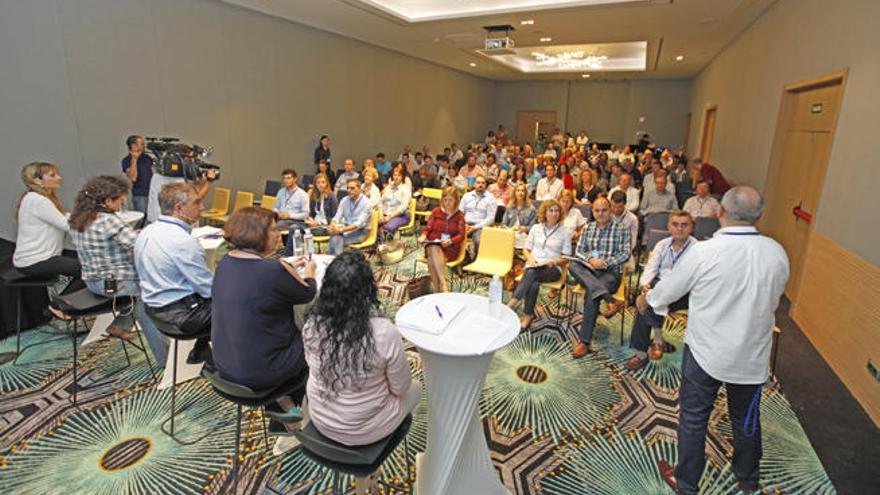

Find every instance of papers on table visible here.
[442,311,511,354]
[192,226,225,250]
[396,297,465,335]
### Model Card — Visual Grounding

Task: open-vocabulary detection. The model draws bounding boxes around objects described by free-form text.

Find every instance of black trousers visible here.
[145,294,211,349]
[513,265,562,315]
[629,294,688,351]
[18,254,86,295]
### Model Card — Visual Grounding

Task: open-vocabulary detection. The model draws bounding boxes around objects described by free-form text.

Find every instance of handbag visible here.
[405,275,432,300]
[502,257,525,292]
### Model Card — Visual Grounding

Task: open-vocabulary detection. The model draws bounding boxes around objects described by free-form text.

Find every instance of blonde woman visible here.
[506,199,571,329]
[361,168,382,210]
[419,187,465,293]
[13,163,85,318]
[559,189,587,241]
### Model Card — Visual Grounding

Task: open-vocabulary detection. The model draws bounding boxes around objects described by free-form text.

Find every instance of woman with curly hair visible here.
[13,162,85,319]
[69,175,168,365]
[301,251,419,449]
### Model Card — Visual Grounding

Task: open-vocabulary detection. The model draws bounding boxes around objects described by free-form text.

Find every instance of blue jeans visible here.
[676,345,762,494]
[329,229,368,255]
[131,195,148,228]
[85,279,168,367]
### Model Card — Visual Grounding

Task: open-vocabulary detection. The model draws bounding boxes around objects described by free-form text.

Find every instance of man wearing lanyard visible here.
[624,210,697,370]
[328,179,371,255]
[460,175,497,252]
[637,186,789,494]
[683,180,722,218]
[273,169,310,232]
[134,183,214,365]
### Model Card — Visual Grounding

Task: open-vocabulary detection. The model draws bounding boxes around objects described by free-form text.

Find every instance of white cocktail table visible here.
[396,292,519,495]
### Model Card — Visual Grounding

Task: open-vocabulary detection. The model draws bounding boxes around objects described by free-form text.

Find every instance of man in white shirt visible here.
[460,175,497,251]
[639,186,789,495]
[683,181,722,218]
[608,173,640,212]
[274,169,310,232]
[575,131,589,148]
[450,143,464,162]
[607,144,620,161]
[535,164,564,201]
[334,158,360,191]
[624,210,696,371]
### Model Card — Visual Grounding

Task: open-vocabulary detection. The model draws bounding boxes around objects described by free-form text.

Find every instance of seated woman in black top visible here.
[212,207,317,434]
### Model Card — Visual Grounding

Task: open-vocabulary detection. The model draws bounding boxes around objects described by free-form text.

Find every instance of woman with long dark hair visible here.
[314,135,331,167]
[13,162,85,318]
[302,251,419,448]
[69,175,168,365]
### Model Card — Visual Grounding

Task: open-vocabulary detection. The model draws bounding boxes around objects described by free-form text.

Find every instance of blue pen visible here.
[434,305,444,319]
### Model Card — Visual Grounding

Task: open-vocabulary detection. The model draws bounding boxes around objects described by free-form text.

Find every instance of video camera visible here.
[145,136,220,182]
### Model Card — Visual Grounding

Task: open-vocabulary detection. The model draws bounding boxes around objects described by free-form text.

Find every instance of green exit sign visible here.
[811,103,824,114]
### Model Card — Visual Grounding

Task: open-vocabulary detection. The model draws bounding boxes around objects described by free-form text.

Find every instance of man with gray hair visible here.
[135,183,214,365]
[637,186,789,494]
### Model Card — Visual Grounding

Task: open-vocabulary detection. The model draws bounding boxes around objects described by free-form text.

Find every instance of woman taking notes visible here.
[419,187,465,293]
[506,199,571,329]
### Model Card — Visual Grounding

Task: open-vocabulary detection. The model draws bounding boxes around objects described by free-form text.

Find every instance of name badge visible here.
[441,233,451,241]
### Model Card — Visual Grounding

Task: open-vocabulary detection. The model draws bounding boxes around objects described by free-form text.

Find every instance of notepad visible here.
[443,311,509,354]
[397,297,465,335]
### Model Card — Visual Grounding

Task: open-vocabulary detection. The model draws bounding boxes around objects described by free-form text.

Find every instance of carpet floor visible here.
[0,245,838,494]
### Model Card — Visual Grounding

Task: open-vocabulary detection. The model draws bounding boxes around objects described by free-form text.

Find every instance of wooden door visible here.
[699,106,717,160]
[760,73,845,303]
[516,111,556,145]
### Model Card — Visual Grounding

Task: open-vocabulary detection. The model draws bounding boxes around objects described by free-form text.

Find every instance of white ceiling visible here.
[220,0,778,81]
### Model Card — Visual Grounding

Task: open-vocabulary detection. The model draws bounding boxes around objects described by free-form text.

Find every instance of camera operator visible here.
[146,148,216,223]
[121,135,153,227]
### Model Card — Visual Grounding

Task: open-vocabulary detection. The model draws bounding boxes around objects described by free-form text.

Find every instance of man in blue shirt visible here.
[460,175,497,251]
[375,152,393,179]
[134,183,213,365]
[274,169,309,232]
[328,179,371,255]
[121,135,153,227]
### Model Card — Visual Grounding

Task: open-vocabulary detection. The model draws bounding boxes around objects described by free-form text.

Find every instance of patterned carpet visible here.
[0,243,836,494]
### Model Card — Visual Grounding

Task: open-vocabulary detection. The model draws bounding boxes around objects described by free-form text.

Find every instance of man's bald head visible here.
[720,186,764,226]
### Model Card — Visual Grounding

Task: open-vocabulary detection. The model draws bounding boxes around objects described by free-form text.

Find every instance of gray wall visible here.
[492,79,692,148]
[0,0,494,240]
[688,0,880,265]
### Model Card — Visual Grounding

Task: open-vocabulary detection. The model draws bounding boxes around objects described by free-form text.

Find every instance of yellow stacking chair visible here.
[462,227,515,279]
[350,210,380,251]
[201,187,231,220]
[414,188,442,220]
[260,195,276,210]
[215,191,254,224]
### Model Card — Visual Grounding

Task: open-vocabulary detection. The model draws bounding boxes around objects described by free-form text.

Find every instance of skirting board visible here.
[792,232,880,426]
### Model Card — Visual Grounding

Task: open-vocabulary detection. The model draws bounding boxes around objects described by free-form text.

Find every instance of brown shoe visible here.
[658,460,682,494]
[572,342,591,359]
[519,314,533,330]
[547,289,559,299]
[624,354,649,371]
[105,323,134,342]
[736,481,760,493]
[48,305,72,321]
[602,300,625,318]
[649,342,664,360]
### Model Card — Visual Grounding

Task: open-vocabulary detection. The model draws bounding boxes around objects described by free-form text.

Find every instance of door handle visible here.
[792,201,813,223]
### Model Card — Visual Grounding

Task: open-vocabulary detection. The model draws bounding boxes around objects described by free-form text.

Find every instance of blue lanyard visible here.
[157,218,190,233]
[665,239,693,267]
[542,224,560,250]
[722,231,759,236]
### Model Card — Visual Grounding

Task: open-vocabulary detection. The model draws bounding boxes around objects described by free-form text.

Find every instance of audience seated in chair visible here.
[624,210,697,371]
[212,207,317,445]
[134,183,214,365]
[69,175,168,365]
[273,169,310,233]
[535,163,564,201]
[608,173,640,212]
[559,190,587,242]
[13,162,85,320]
[610,190,639,252]
[360,168,382,210]
[379,167,412,239]
[460,175,497,253]
[328,179,372,255]
[683,181,722,218]
[639,174,679,216]
[303,172,337,237]
[569,197,632,358]
[419,187,466,293]
[507,199,571,329]
[302,251,419,451]
[334,158,360,192]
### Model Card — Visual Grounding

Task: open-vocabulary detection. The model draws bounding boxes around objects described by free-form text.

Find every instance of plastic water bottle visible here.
[293,230,304,257]
[304,230,314,259]
[488,274,503,305]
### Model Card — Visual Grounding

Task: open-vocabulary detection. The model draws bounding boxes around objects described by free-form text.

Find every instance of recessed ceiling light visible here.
[675,55,684,61]
[520,19,534,25]
[539,37,552,42]
[469,62,477,67]
[581,74,591,78]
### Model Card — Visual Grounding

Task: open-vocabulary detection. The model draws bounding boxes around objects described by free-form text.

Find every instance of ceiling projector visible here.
[483,24,516,55]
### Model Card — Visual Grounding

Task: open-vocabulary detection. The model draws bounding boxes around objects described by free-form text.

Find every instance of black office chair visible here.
[575,204,592,222]
[0,268,57,365]
[295,414,413,495]
[694,216,721,240]
[301,174,315,189]
[52,288,157,405]
[202,367,308,493]
[147,315,213,445]
[264,179,281,196]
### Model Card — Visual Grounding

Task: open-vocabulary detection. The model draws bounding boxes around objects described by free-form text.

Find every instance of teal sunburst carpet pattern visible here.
[0,246,835,494]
